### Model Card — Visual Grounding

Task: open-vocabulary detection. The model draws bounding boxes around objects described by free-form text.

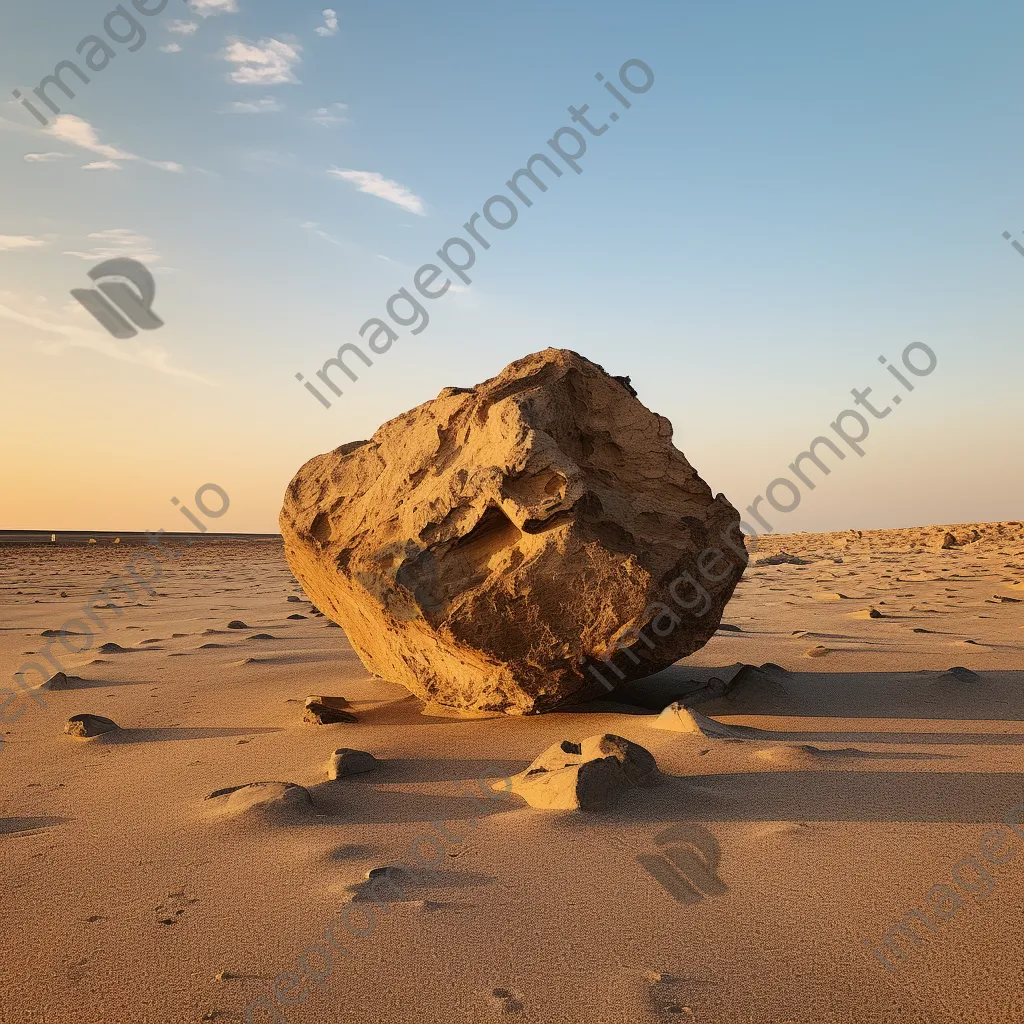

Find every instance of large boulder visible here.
[280,349,746,714]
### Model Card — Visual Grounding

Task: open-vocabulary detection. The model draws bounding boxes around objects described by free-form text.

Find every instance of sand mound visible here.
[931,666,983,686]
[203,782,313,821]
[754,744,869,766]
[649,705,761,739]
[35,672,82,691]
[280,348,746,715]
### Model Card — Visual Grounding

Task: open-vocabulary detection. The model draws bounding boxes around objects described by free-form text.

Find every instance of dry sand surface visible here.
[2,522,1024,1023]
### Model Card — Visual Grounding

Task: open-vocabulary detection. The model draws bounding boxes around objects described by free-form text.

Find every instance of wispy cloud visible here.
[0,291,211,384]
[223,97,284,114]
[82,160,122,171]
[306,102,347,127]
[221,37,302,85]
[63,229,161,265]
[24,152,68,163]
[300,220,352,252]
[188,0,238,17]
[44,115,184,173]
[315,9,339,37]
[327,168,426,215]
[159,42,183,53]
[0,235,47,251]
[167,19,199,34]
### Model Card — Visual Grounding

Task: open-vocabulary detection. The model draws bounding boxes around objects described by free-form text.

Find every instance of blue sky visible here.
[1,0,1022,533]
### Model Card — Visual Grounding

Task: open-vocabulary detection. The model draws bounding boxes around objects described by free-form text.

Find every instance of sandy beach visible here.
[2,522,1023,1023]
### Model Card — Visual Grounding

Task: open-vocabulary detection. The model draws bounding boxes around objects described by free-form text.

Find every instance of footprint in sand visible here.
[487,988,524,1014]
[645,972,700,1017]
[154,891,197,926]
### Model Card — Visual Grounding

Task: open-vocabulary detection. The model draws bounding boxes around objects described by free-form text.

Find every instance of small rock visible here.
[497,733,657,812]
[304,702,358,725]
[937,532,958,550]
[286,595,303,603]
[226,620,249,629]
[753,552,811,566]
[286,613,307,620]
[64,714,119,739]
[326,748,378,779]
[714,663,788,705]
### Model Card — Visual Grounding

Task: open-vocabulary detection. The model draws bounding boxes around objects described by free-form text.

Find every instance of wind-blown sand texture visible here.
[2,521,1023,1023]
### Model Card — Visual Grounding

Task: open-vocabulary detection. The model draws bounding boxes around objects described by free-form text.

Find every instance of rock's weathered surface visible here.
[496,733,658,811]
[280,349,746,714]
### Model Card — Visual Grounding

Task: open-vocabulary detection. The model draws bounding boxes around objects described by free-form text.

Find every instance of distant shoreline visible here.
[0,531,283,546]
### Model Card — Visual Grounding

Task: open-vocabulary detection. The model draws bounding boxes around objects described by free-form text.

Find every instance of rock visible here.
[286,613,307,620]
[303,701,357,725]
[709,663,789,707]
[64,714,119,739]
[326,748,378,779]
[227,620,249,629]
[937,532,958,550]
[496,733,657,811]
[280,349,746,715]
[753,552,811,566]
[286,595,303,603]
[204,781,312,820]
[851,607,884,619]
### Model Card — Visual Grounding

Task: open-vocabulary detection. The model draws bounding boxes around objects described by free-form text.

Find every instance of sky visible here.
[1,0,1022,535]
